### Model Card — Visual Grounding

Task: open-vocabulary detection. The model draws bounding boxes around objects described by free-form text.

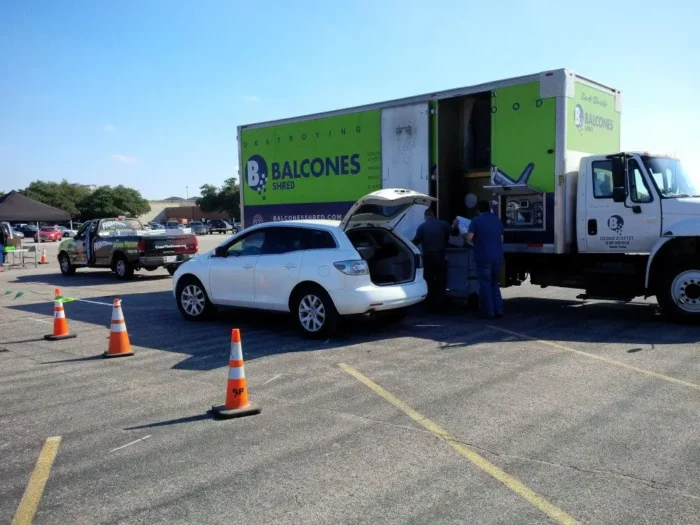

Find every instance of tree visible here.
[20,180,151,221]
[23,180,92,218]
[78,185,150,220]
[197,178,240,221]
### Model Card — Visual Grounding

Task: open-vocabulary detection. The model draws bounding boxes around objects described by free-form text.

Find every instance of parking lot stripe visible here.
[488,325,700,392]
[12,436,61,525]
[339,364,578,525]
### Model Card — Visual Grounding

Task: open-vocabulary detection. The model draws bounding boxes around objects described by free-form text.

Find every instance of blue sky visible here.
[1,0,698,199]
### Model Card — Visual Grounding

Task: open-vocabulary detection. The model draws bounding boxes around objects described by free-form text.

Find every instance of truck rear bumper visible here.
[139,254,195,268]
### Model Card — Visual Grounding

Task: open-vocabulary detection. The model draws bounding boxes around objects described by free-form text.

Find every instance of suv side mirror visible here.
[612,187,626,203]
[214,246,228,258]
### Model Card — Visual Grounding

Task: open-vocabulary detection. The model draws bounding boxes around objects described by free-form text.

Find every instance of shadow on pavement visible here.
[11,270,172,288]
[124,413,212,430]
[42,355,107,364]
[6,287,700,371]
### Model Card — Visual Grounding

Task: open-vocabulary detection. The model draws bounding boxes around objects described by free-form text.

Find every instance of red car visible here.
[34,226,63,243]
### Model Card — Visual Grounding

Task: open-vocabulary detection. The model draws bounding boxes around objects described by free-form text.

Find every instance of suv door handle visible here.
[243,264,255,269]
[587,219,597,235]
[284,263,297,269]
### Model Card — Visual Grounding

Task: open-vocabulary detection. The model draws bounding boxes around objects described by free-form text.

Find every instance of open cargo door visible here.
[381,104,430,240]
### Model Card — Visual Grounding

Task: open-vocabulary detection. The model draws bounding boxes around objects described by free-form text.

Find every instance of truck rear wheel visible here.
[657,259,700,323]
[114,256,135,280]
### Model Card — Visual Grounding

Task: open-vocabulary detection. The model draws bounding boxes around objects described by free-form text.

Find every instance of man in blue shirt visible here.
[413,207,453,311]
[465,200,504,318]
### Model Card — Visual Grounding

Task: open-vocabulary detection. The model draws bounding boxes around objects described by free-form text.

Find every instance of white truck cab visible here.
[561,152,700,319]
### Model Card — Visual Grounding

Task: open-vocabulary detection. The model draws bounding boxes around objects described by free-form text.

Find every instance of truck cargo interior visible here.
[436,92,492,221]
[346,228,415,285]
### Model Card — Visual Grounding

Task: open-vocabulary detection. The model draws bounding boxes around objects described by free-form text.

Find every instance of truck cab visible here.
[506,152,700,321]
[524,152,699,320]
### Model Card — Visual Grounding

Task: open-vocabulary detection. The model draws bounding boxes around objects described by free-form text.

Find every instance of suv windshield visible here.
[641,155,700,198]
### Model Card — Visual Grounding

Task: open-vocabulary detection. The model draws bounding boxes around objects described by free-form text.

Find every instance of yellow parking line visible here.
[488,325,700,392]
[12,436,61,525]
[339,364,578,525]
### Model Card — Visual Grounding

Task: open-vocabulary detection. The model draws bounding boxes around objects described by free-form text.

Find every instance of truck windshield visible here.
[641,155,700,198]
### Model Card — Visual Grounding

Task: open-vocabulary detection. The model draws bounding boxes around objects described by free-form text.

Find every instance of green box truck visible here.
[238,69,700,321]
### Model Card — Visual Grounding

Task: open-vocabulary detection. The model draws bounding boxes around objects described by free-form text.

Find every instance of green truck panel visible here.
[567,80,621,154]
[491,81,557,193]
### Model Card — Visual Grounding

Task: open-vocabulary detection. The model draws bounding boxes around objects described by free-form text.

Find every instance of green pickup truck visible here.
[57,217,199,279]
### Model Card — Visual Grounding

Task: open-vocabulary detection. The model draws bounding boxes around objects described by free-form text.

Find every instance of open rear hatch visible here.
[340,188,436,232]
[342,188,436,286]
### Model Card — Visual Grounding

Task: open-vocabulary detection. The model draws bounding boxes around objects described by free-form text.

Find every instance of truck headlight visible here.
[334,260,369,276]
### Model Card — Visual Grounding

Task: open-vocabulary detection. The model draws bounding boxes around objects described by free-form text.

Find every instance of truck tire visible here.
[657,258,700,323]
[114,255,135,280]
[58,252,76,276]
[176,276,214,321]
[291,285,339,338]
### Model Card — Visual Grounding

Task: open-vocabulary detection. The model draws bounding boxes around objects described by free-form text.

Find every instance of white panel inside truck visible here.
[380,104,430,241]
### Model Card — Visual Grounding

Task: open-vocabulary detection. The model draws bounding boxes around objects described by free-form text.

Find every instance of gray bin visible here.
[445,248,479,300]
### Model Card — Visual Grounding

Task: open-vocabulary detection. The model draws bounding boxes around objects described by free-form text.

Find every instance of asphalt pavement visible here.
[1,235,698,524]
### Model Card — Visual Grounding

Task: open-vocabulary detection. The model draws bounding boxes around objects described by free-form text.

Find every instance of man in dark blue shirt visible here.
[413,207,452,311]
[465,200,504,318]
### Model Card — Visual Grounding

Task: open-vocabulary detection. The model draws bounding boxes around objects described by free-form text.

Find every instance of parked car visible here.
[11,228,25,238]
[190,221,209,235]
[148,222,165,230]
[57,226,77,238]
[209,220,233,234]
[17,225,38,237]
[172,189,432,337]
[34,226,63,242]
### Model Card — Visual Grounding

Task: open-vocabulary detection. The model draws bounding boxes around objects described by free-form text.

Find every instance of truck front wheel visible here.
[657,259,700,323]
[59,253,76,276]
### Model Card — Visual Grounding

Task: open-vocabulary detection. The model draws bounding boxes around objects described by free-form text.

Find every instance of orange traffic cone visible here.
[211,329,261,419]
[104,298,134,358]
[44,289,77,341]
[39,247,48,264]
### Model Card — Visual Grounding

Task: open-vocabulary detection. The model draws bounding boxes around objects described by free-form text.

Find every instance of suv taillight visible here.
[137,239,146,253]
[415,253,423,269]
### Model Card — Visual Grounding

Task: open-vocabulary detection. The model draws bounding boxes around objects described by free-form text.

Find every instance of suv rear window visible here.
[303,229,337,250]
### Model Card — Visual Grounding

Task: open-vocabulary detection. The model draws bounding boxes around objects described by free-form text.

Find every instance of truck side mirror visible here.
[612,187,627,203]
[610,156,628,203]
[611,156,627,187]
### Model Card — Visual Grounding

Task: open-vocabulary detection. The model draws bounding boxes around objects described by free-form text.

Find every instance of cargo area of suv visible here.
[346,228,416,285]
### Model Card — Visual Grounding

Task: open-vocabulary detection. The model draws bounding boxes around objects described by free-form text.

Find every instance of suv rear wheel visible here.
[292,285,339,338]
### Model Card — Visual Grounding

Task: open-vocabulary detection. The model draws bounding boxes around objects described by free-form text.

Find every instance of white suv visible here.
[172,189,433,337]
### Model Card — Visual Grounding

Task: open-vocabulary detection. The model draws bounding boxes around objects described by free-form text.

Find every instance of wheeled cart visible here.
[445,247,479,307]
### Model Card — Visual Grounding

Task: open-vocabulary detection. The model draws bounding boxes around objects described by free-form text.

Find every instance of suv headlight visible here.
[333,260,369,276]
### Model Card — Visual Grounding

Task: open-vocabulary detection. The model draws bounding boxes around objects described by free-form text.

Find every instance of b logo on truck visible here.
[574,104,585,130]
[246,155,268,197]
[607,215,624,233]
